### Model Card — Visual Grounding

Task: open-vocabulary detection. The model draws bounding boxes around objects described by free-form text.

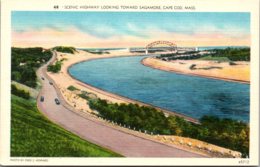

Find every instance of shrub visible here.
[78,93,89,100]
[11,84,30,99]
[229,61,237,65]
[189,64,196,70]
[47,61,62,73]
[67,85,79,91]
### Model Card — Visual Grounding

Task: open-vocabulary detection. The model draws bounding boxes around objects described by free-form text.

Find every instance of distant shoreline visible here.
[141,57,250,84]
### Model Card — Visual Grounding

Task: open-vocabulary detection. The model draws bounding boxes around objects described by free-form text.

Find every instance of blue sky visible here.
[12,12,250,48]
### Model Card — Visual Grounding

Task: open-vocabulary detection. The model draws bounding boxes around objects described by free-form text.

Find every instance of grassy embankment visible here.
[11,47,121,157]
[11,95,121,157]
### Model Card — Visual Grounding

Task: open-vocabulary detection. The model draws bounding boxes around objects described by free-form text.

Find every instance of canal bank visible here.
[68,54,249,122]
[141,57,250,84]
[47,49,199,123]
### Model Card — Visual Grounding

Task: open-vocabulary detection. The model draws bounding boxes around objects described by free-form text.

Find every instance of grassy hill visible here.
[52,46,76,54]
[11,95,121,157]
[11,81,39,98]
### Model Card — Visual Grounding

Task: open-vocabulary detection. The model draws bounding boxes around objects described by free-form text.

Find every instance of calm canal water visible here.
[69,56,249,122]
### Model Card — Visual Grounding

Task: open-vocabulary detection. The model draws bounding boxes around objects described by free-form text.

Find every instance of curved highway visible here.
[36,52,206,157]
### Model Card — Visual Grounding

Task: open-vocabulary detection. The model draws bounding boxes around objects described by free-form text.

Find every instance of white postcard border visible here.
[1,0,259,166]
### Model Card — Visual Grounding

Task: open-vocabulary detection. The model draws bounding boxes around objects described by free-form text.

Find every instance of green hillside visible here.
[52,46,76,54]
[11,95,121,157]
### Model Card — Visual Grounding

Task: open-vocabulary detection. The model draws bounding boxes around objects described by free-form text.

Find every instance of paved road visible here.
[36,53,205,157]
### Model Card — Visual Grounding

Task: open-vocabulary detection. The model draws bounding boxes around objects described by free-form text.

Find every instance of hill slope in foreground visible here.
[11,95,121,157]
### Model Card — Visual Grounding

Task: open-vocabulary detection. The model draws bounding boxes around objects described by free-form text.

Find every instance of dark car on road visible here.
[55,98,60,105]
[40,96,44,102]
[41,77,45,80]
[49,81,53,85]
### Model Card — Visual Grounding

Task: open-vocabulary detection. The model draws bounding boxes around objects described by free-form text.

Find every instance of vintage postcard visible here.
[0,0,259,166]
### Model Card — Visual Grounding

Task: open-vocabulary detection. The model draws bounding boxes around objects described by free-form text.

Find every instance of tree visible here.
[20,67,36,87]
[11,71,22,82]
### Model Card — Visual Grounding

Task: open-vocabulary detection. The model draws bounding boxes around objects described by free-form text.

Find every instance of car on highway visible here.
[40,96,44,102]
[41,77,45,80]
[49,81,53,85]
[55,98,60,105]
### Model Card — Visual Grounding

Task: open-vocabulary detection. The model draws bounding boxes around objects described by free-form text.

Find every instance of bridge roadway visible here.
[36,53,205,157]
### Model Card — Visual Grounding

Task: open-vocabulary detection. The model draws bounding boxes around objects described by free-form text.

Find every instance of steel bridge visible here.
[145,41,177,54]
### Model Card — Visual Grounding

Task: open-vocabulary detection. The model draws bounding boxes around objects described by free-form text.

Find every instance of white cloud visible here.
[12,26,250,48]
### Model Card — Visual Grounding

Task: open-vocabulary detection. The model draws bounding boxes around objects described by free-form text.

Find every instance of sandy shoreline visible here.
[142,57,250,84]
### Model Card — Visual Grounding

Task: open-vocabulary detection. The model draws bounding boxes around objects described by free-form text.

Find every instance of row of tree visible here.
[159,47,250,61]
[211,47,250,61]
[89,98,249,157]
[169,54,206,60]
